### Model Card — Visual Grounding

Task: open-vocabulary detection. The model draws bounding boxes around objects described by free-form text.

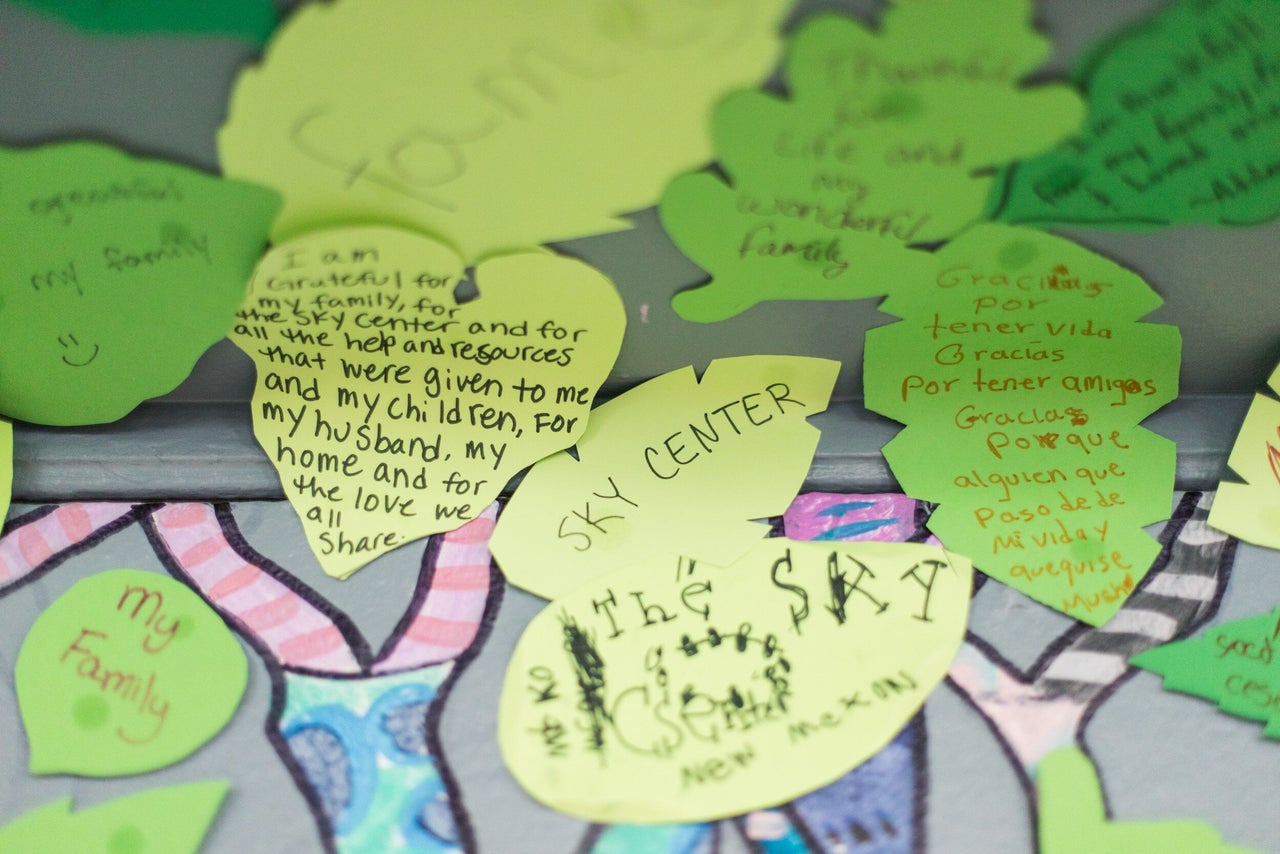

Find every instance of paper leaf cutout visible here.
[0,781,228,854]
[990,0,1280,228]
[659,4,1084,322]
[1038,748,1256,854]
[864,223,1180,625]
[1133,605,1280,738]
[219,0,789,261]
[0,421,11,528]
[16,569,248,776]
[0,142,280,425]
[492,355,840,599]
[1209,361,1280,546]
[9,0,276,43]
[499,538,971,823]
[230,225,625,579]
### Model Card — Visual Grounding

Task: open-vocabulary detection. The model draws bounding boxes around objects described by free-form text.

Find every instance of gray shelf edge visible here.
[9,394,1250,501]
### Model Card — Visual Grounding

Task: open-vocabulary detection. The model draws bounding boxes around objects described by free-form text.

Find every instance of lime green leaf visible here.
[0,781,227,854]
[219,0,790,262]
[660,2,1084,322]
[492,355,839,599]
[1039,748,1256,854]
[0,142,280,425]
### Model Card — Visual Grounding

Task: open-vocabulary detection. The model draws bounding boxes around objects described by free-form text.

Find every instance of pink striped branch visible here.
[0,503,137,590]
[151,503,362,675]
[374,502,498,674]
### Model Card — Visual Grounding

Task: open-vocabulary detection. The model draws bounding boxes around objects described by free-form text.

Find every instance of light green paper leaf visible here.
[660,3,1084,322]
[990,0,1280,228]
[16,569,248,777]
[230,225,626,579]
[491,354,840,599]
[0,142,281,425]
[219,0,790,262]
[1207,359,1280,547]
[864,223,1180,625]
[9,0,276,43]
[1038,747,1256,854]
[0,780,228,854]
[500,538,972,823]
[0,421,11,529]
[1133,605,1280,737]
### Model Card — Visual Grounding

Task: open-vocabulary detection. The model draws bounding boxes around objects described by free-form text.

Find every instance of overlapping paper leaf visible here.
[492,354,840,599]
[1038,748,1255,854]
[9,0,275,43]
[990,0,1280,228]
[864,224,1180,625]
[660,1,1084,322]
[500,538,971,823]
[1133,605,1280,737]
[0,142,280,425]
[1208,360,1280,547]
[220,0,790,261]
[231,225,625,579]
[0,781,227,854]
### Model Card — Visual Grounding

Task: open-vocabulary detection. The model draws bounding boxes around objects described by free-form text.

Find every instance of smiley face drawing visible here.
[57,333,99,367]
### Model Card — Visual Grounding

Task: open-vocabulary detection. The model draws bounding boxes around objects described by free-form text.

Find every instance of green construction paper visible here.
[0,780,228,854]
[230,225,625,579]
[491,354,840,600]
[0,142,281,426]
[0,420,11,527]
[1133,605,1280,738]
[1208,360,1280,547]
[500,538,972,823]
[990,0,1280,228]
[9,0,275,43]
[1038,747,1256,854]
[864,223,1180,625]
[219,0,790,262]
[16,569,248,777]
[659,3,1084,322]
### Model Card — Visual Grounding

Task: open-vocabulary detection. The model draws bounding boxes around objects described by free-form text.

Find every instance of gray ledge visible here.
[10,395,1249,501]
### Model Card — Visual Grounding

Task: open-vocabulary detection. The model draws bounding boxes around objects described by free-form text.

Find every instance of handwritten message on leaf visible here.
[16,570,248,777]
[1208,360,1280,547]
[0,781,228,854]
[1133,605,1280,738]
[219,0,789,260]
[1038,747,1255,854]
[492,355,839,600]
[231,225,625,579]
[659,3,1084,322]
[0,142,280,426]
[991,0,1280,228]
[499,538,971,823]
[9,0,275,43]
[864,224,1180,625]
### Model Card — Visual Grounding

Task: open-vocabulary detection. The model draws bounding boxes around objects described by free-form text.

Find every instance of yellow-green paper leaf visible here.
[864,223,1180,625]
[219,0,790,261]
[0,781,228,854]
[1038,748,1255,854]
[230,225,625,579]
[16,570,248,777]
[0,421,11,529]
[1208,360,1280,547]
[661,1,1084,322]
[0,141,280,425]
[492,355,840,600]
[499,538,971,823]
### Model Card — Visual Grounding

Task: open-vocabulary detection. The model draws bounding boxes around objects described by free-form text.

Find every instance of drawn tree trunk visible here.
[147,502,502,854]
